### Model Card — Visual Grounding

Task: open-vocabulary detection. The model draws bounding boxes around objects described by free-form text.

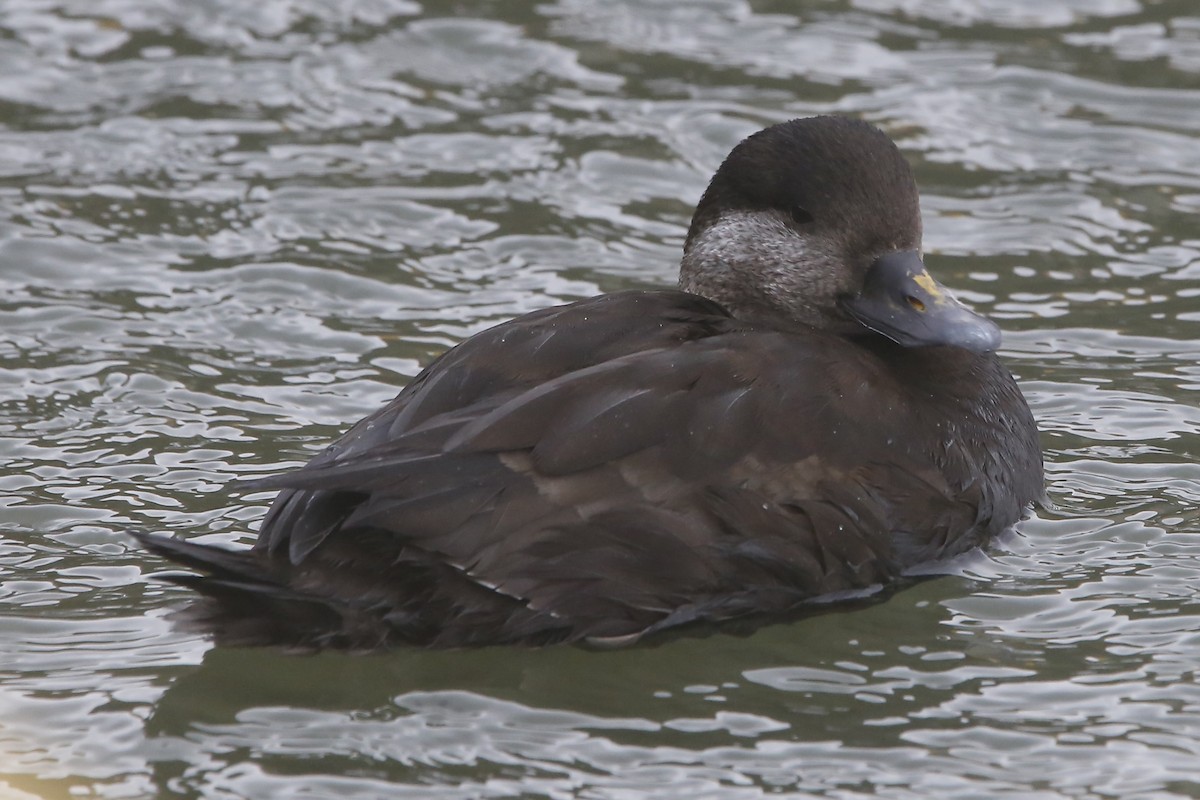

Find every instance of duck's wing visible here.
[240,294,991,645]
[252,289,739,562]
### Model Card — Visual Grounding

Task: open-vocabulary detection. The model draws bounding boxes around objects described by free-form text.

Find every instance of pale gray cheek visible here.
[682,212,804,283]
[679,211,850,327]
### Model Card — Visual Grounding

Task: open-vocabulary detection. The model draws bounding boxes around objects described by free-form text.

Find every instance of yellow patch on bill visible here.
[912,271,943,299]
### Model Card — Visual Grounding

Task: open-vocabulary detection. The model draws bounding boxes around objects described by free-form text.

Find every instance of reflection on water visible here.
[3,0,1200,797]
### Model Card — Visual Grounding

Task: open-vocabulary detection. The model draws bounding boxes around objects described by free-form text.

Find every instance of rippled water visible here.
[3,0,1200,797]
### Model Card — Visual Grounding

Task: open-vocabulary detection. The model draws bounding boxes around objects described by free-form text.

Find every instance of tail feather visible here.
[133,532,361,649]
[131,531,266,583]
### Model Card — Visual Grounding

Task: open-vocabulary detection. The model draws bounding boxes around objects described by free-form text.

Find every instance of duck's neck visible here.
[854,334,1001,406]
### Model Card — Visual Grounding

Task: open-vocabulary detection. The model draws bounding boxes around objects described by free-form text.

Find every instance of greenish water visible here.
[3,0,1200,797]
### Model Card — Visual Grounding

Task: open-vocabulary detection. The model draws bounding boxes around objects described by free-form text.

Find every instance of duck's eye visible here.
[789,206,814,226]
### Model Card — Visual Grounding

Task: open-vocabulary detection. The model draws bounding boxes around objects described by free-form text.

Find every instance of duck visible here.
[134,115,1043,649]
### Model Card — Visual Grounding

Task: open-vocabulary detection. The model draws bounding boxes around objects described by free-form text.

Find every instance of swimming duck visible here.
[135,116,1043,648]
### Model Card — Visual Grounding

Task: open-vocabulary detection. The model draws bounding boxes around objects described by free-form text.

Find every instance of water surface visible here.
[3,0,1200,797]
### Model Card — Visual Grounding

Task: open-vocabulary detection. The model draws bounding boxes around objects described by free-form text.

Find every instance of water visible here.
[3,0,1200,797]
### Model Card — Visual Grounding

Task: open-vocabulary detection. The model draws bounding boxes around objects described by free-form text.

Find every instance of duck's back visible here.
[138,289,1041,648]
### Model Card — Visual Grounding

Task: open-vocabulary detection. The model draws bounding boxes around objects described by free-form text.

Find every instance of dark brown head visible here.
[680,116,999,352]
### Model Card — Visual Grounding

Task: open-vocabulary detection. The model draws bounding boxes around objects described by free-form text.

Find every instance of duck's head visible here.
[679,115,1000,353]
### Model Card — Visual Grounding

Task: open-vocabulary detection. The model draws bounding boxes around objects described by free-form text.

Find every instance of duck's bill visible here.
[841,250,1001,354]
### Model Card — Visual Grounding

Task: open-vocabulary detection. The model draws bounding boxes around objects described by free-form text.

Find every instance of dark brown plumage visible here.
[135,116,1043,649]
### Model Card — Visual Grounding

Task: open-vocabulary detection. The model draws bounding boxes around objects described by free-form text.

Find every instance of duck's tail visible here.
[131,531,359,650]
